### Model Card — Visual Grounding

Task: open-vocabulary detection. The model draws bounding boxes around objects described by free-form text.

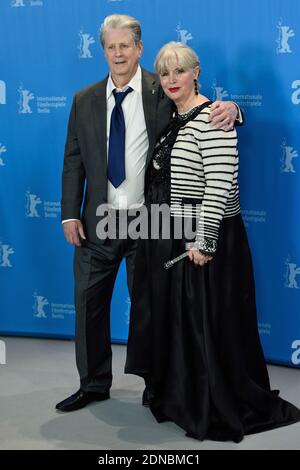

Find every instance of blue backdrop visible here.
[0,0,299,367]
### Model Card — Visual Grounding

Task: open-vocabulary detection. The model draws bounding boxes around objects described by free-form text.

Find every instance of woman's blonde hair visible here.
[154,41,201,77]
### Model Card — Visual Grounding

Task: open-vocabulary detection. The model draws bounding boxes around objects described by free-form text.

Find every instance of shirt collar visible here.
[106,65,142,100]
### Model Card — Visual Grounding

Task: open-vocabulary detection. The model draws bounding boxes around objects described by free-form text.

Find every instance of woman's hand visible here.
[188,248,212,266]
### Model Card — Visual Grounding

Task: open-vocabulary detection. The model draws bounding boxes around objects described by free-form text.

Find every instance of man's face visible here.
[104,28,143,84]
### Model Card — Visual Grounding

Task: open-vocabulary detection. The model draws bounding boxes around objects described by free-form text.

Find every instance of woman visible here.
[125,42,300,442]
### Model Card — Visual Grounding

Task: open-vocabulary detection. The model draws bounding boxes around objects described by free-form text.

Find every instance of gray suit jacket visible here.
[61,68,173,244]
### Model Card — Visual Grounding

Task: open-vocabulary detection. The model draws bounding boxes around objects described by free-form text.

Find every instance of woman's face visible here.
[159,63,199,105]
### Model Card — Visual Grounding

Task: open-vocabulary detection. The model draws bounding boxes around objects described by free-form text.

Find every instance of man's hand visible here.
[188,249,212,266]
[209,101,238,131]
[63,220,86,246]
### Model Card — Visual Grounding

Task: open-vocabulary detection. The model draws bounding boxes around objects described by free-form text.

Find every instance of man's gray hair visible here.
[99,14,142,47]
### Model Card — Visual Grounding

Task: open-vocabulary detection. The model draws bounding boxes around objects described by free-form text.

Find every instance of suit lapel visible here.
[141,69,160,168]
[92,79,108,200]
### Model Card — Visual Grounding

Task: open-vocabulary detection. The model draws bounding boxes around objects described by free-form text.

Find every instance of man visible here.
[56,14,241,412]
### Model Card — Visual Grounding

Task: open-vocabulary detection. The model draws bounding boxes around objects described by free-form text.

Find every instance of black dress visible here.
[125,106,300,442]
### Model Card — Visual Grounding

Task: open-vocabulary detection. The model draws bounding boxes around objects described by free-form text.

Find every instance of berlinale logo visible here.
[285,258,300,289]
[0,241,14,268]
[11,0,25,6]
[78,29,95,59]
[0,143,7,166]
[291,340,300,365]
[25,190,42,217]
[0,80,6,105]
[0,340,6,365]
[291,80,300,105]
[18,84,35,113]
[33,291,49,318]
[176,24,193,44]
[281,141,298,173]
[276,21,295,53]
[11,0,44,6]
[211,80,229,101]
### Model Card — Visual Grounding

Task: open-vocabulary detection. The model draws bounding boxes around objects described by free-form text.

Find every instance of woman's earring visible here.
[194,79,199,95]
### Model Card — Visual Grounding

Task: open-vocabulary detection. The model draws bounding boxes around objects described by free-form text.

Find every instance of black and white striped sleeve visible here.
[192,110,238,255]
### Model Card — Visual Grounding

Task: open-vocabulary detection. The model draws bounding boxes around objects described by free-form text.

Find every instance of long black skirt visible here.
[125,186,300,442]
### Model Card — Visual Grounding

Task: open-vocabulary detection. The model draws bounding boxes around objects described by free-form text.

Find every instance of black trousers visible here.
[73,218,138,392]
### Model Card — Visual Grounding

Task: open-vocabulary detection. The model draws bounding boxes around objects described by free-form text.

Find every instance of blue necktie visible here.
[108,87,133,188]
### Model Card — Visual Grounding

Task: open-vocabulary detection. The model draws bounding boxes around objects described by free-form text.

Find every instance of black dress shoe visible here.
[142,387,151,407]
[56,389,110,412]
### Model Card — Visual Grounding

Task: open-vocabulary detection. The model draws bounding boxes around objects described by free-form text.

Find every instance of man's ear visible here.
[137,40,143,57]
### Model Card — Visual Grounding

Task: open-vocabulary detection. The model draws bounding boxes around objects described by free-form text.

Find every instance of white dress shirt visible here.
[106,65,148,209]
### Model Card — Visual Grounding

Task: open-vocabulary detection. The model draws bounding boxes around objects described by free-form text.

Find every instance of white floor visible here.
[0,336,299,450]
